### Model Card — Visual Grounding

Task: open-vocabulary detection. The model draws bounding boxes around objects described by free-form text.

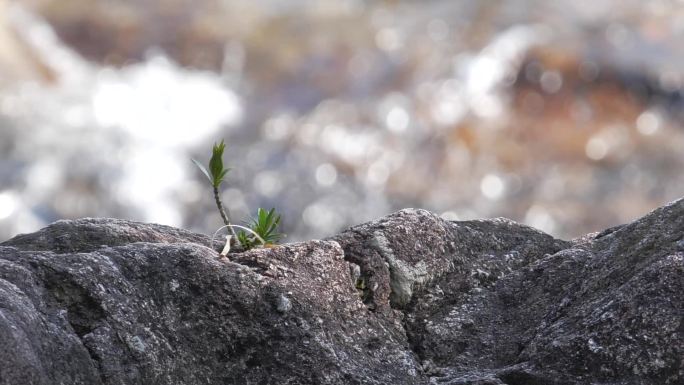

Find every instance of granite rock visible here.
[1,198,682,384]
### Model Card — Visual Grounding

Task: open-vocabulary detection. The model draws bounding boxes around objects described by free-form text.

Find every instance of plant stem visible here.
[212,224,266,251]
[213,186,237,238]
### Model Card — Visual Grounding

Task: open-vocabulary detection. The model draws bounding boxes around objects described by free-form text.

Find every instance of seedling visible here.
[193,140,284,254]
[237,208,283,249]
[192,140,236,238]
[212,224,266,256]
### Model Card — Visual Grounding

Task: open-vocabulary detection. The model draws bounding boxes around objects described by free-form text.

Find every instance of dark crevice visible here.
[399,297,432,376]
[45,277,105,338]
[334,233,382,312]
[401,314,427,366]
[350,262,374,309]
[80,336,108,385]
[42,269,108,384]
[497,369,565,385]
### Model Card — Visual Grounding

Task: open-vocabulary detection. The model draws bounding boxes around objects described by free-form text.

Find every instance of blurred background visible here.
[1,0,683,242]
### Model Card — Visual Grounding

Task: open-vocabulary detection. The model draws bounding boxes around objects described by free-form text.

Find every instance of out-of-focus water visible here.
[1,0,683,241]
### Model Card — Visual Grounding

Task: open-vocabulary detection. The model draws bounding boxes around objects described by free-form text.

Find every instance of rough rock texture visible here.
[1,199,683,384]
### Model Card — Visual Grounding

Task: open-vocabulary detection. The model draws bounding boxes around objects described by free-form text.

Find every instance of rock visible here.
[0,199,682,384]
[331,209,569,313]
[0,219,419,385]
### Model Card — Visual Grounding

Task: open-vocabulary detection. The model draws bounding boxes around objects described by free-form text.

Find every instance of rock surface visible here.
[1,200,682,384]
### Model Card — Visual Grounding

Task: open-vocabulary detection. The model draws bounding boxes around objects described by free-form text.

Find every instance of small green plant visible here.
[193,140,284,255]
[237,208,283,249]
[192,140,235,237]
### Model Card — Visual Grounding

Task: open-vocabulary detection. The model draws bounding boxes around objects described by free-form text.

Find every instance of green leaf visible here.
[219,168,231,182]
[191,158,212,183]
[237,231,254,250]
[236,208,283,250]
[209,140,226,185]
[247,208,283,245]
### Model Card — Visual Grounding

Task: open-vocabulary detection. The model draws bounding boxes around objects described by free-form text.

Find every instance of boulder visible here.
[0,199,682,384]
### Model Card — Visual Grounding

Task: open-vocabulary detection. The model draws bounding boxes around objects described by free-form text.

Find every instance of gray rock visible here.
[0,198,682,384]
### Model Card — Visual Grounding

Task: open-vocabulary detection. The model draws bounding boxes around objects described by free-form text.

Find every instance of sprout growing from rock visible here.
[192,140,237,240]
[193,140,283,254]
